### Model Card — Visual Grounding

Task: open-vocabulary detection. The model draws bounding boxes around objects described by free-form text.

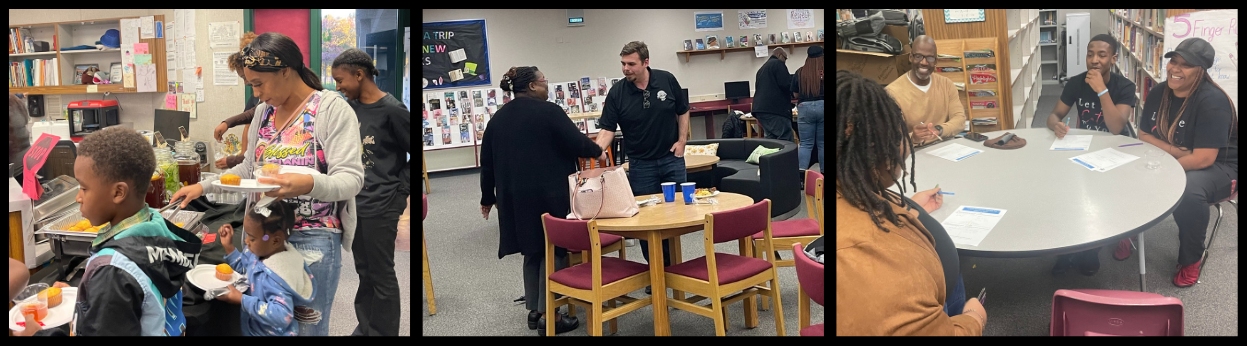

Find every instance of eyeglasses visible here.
[643,90,650,109]
[911,53,937,64]
[534,78,547,83]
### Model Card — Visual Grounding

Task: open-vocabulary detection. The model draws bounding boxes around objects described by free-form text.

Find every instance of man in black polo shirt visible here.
[595,41,690,274]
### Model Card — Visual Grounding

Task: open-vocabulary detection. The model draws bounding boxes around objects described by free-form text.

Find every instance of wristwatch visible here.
[933,125,944,136]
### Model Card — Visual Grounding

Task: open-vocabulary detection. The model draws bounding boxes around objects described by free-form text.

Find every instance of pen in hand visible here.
[978,287,986,305]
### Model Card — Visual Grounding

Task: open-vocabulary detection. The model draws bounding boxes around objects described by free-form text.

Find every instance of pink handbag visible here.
[568,166,639,220]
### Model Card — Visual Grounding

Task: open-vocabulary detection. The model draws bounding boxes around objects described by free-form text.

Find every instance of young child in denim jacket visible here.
[217,200,314,336]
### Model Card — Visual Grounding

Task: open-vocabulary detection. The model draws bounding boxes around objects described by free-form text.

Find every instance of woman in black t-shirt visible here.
[1133,41,1238,288]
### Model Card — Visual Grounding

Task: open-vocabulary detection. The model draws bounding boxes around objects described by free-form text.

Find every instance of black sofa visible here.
[686,138,800,217]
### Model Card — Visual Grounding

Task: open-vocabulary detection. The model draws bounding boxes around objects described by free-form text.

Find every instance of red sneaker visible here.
[1113,237,1135,261]
[1173,260,1202,288]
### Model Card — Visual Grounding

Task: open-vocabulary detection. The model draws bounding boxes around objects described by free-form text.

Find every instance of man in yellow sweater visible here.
[885,36,967,147]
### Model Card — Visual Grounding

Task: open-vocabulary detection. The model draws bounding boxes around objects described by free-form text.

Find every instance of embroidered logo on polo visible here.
[657,90,667,101]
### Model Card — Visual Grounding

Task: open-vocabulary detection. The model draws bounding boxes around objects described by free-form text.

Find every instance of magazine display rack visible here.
[932,37,1004,133]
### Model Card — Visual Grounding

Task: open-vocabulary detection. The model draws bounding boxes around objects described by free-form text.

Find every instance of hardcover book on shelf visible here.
[769,33,776,45]
[793,31,802,43]
[725,35,733,48]
[781,32,790,43]
[806,31,814,42]
[817,29,823,41]
[755,34,764,46]
[695,38,705,50]
[683,39,692,51]
[740,35,747,47]
[706,35,719,49]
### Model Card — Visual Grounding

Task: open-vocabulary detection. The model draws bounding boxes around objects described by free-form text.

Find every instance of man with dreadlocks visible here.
[1131,38,1237,288]
[836,70,987,336]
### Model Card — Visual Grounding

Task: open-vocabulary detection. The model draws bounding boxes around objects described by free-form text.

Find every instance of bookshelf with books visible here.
[676,39,823,63]
[8,15,168,95]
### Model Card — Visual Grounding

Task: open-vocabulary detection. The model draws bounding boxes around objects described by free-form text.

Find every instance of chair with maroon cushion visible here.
[794,243,824,336]
[749,170,823,310]
[542,213,652,336]
[1049,289,1184,336]
[664,199,785,336]
[422,194,435,315]
[564,229,626,318]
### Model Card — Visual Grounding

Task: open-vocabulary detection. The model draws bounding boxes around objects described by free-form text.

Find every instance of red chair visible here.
[1200,180,1236,282]
[542,213,652,336]
[664,199,785,336]
[422,194,435,315]
[794,243,823,336]
[750,170,823,309]
[1050,289,1184,336]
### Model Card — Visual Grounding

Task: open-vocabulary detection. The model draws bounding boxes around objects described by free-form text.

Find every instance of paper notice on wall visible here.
[208,21,240,49]
[213,51,237,85]
[120,18,140,45]
[133,43,148,54]
[179,93,197,119]
[165,22,176,52]
[174,9,195,39]
[179,38,197,68]
[165,93,178,109]
[182,69,199,94]
[195,67,204,91]
[140,16,156,39]
[786,9,815,29]
[137,64,157,92]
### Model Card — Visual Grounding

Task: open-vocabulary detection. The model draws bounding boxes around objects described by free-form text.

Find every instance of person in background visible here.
[792,45,825,175]
[1044,34,1138,276]
[594,41,689,282]
[836,70,985,335]
[885,35,967,147]
[330,48,410,336]
[172,32,365,336]
[481,66,603,335]
[753,47,795,141]
[215,31,261,169]
[1133,38,1237,287]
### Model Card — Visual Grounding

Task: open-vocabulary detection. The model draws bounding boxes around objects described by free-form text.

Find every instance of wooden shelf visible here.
[676,41,825,63]
[8,15,167,95]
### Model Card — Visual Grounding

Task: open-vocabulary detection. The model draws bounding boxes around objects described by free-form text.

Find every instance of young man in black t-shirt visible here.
[1045,34,1139,276]
[1133,40,1237,287]
[1047,34,1138,139]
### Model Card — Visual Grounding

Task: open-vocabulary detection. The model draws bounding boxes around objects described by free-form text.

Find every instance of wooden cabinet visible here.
[8,15,167,95]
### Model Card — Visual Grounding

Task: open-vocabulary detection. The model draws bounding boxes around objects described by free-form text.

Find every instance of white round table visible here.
[904,128,1186,291]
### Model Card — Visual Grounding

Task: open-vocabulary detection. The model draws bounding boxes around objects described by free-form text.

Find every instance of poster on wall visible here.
[1162,10,1237,109]
[694,12,724,32]
[423,19,492,90]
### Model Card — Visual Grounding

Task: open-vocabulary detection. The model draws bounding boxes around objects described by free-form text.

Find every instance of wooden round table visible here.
[593,192,755,336]
[621,155,720,173]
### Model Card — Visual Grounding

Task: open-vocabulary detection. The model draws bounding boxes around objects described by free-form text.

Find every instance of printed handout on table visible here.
[925,143,983,162]
[940,206,1008,247]
[1068,148,1139,172]
[1050,135,1093,150]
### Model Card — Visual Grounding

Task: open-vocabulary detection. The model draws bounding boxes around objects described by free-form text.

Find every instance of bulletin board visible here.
[422,19,492,90]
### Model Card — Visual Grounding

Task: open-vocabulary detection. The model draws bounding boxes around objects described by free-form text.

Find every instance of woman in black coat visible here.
[479,66,604,334]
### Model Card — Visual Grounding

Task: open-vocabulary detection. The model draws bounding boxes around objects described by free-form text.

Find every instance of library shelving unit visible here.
[932,37,1005,134]
[1037,10,1061,87]
[1006,9,1043,129]
[9,15,169,95]
[677,40,823,63]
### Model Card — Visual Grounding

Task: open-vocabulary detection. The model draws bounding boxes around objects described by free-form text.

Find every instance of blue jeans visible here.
[796,100,825,173]
[627,153,686,266]
[943,274,967,317]
[287,228,344,336]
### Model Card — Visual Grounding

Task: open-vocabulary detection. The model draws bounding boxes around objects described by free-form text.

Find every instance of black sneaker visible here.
[1078,251,1100,276]
[1052,253,1076,276]
[527,310,541,330]
[536,311,580,336]
[645,286,651,295]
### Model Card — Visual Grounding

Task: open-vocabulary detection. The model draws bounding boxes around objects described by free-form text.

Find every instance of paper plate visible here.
[8,288,78,331]
[694,191,721,199]
[187,264,240,291]
[211,179,280,192]
[253,165,323,179]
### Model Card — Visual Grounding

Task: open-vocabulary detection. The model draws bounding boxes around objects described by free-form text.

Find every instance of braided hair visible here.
[836,70,917,232]
[499,66,539,97]
[331,48,380,79]
[1154,68,1239,163]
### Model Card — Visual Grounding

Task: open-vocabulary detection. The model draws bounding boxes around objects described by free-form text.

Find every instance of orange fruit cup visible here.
[21,301,48,322]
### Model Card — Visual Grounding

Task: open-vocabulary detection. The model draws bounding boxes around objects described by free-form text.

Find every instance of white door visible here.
[1065,13,1091,78]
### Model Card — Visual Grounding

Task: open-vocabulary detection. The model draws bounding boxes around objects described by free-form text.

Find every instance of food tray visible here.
[36,207,205,237]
